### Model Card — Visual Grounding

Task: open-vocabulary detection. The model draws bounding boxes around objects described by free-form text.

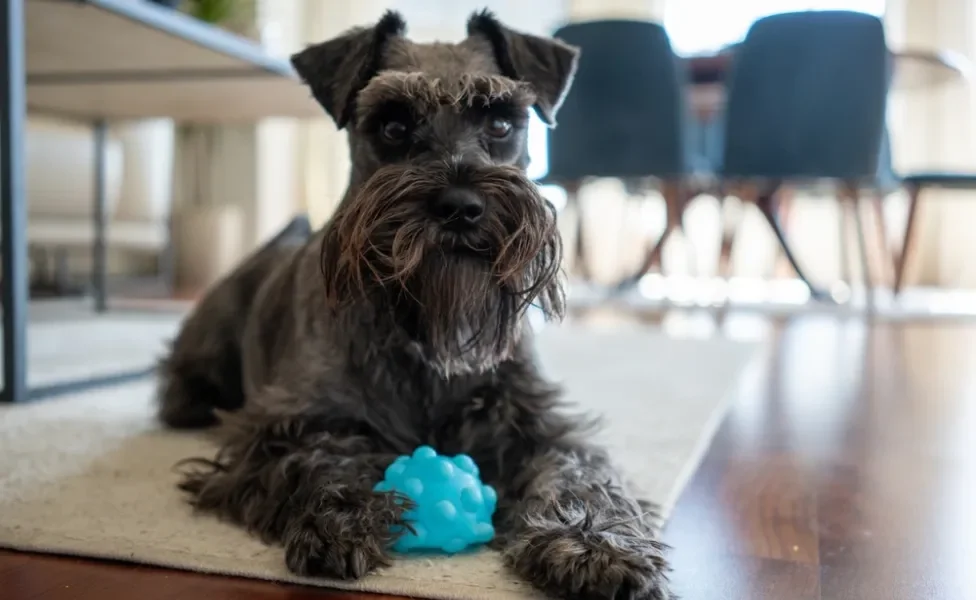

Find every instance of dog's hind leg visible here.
[156,214,313,428]
[156,300,245,428]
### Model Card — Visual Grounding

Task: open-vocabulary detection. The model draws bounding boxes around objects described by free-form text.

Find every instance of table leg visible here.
[1,0,28,404]
[23,116,153,400]
[92,120,108,313]
[1,1,151,403]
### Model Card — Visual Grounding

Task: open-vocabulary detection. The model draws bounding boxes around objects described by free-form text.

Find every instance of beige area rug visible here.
[0,324,759,600]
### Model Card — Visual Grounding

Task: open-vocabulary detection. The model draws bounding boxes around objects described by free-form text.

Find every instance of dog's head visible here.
[292,10,579,376]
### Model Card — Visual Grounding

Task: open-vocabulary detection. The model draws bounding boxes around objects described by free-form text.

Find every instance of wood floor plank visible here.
[817,458,976,600]
[663,453,820,565]
[0,550,388,599]
[668,554,821,600]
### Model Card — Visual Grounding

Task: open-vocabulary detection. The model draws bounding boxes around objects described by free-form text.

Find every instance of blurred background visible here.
[18,0,976,321]
[6,4,976,596]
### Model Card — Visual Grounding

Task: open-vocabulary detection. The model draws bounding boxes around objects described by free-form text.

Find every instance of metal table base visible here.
[2,0,153,404]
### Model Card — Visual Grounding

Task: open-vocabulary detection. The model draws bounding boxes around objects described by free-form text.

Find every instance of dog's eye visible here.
[381,120,409,144]
[486,117,513,139]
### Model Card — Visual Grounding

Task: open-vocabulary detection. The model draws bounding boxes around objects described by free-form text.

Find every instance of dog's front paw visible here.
[503,518,673,600]
[283,490,409,579]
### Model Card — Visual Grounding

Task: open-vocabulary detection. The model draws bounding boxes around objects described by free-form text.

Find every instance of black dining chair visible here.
[717,10,891,300]
[540,19,707,286]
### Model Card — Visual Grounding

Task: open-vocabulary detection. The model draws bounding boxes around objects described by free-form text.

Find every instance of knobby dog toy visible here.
[373,446,497,553]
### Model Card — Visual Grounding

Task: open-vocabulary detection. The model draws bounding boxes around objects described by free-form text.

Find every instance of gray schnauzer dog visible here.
[157,10,673,600]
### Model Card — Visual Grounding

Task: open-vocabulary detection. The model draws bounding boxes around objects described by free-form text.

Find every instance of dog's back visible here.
[157,215,313,428]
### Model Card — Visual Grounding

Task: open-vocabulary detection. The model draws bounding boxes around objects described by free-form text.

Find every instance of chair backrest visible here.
[544,20,688,182]
[721,11,890,181]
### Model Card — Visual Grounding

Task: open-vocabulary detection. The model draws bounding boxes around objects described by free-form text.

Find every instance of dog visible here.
[157,10,673,600]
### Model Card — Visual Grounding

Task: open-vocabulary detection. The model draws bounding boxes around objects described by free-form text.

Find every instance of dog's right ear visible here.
[291,11,406,129]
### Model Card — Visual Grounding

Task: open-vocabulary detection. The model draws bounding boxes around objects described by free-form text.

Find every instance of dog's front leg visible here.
[177,408,406,579]
[498,444,674,600]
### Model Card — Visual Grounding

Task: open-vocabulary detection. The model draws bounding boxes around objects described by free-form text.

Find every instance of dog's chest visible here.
[356,360,494,453]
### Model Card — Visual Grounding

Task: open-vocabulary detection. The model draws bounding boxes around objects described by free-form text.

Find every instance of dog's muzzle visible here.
[320,162,564,319]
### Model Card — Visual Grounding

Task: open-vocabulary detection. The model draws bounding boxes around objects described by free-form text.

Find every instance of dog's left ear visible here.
[468,10,580,126]
[291,11,406,129]
[467,10,580,126]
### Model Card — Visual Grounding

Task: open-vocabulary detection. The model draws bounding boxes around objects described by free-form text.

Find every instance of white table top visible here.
[26,0,323,122]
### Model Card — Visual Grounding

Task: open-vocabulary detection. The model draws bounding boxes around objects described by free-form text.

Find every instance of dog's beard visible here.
[320,163,565,376]
[399,253,514,376]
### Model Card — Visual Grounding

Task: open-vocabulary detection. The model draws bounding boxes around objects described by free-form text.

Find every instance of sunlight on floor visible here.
[569,276,976,322]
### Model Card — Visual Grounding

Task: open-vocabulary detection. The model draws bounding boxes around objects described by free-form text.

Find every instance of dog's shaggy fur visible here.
[157,10,673,599]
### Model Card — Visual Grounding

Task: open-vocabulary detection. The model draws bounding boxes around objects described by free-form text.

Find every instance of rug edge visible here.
[658,344,765,517]
[0,536,540,600]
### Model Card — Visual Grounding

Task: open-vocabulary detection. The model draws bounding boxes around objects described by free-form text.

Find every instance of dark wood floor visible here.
[4,314,974,599]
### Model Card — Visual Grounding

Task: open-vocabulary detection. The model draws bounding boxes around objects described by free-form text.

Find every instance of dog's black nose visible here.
[431,188,485,228]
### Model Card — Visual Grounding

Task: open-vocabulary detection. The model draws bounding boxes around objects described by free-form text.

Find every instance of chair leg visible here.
[838,191,853,289]
[662,180,695,278]
[614,179,684,292]
[841,182,874,309]
[871,192,892,286]
[717,182,757,280]
[680,194,700,278]
[853,197,874,309]
[31,246,48,287]
[55,247,71,294]
[159,215,177,297]
[772,186,797,279]
[718,202,736,279]
[563,180,589,282]
[894,183,922,295]
[756,188,829,301]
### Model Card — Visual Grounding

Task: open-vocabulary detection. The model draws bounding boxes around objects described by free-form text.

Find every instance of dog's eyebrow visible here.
[451,73,536,108]
[356,72,536,124]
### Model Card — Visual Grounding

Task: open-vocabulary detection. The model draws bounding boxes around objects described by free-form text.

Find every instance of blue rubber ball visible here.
[373,446,497,554]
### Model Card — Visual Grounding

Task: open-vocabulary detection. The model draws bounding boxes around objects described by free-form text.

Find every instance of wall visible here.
[568,0,667,20]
